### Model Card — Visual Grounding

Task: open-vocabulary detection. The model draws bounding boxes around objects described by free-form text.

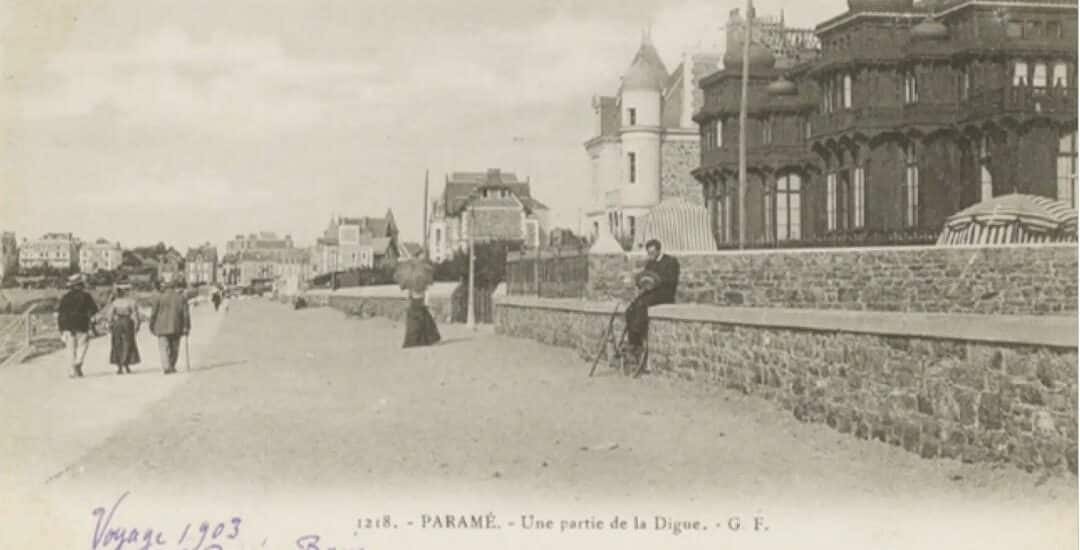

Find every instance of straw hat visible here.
[634,269,661,291]
[66,274,85,287]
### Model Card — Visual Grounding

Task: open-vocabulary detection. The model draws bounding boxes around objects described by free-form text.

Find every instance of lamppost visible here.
[738,0,753,249]
[466,204,476,330]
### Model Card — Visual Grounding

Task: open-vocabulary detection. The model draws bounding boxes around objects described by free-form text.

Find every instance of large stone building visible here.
[185,244,219,285]
[694,0,1077,247]
[427,169,549,262]
[78,239,123,274]
[584,30,726,243]
[18,233,78,271]
[312,212,400,276]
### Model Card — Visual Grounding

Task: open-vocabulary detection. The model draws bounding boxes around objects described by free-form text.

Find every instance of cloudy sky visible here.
[1,0,843,251]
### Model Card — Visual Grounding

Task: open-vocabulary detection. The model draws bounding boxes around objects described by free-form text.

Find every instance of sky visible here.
[0,0,845,253]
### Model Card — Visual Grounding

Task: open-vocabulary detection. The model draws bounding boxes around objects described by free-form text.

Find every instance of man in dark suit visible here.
[149,279,191,374]
[643,239,680,305]
[624,240,681,356]
[57,274,99,378]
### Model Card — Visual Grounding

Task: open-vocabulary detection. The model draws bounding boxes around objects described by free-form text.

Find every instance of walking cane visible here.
[184,334,191,371]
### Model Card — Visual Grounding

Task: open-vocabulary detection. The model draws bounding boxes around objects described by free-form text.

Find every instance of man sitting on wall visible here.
[624,239,680,361]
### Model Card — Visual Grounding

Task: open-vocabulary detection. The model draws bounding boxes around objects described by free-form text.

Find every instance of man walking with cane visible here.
[149,279,190,374]
[57,274,99,378]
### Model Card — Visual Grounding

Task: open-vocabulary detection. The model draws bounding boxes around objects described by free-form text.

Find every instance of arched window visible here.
[979,135,993,201]
[1058,131,1077,208]
[775,173,802,241]
[904,143,920,227]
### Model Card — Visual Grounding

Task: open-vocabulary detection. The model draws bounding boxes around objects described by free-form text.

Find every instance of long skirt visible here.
[109,316,141,366]
[403,298,441,348]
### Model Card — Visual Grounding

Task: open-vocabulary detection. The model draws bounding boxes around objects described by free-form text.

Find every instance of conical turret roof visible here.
[621,31,669,92]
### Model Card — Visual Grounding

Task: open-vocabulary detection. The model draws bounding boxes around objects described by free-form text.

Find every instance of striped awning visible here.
[634,199,715,251]
[938,193,1078,245]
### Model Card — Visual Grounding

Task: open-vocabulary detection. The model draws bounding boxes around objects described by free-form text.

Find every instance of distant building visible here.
[226,232,294,255]
[157,248,185,284]
[0,232,17,281]
[428,169,549,262]
[312,211,400,276]
[185,244,219,285]
[19,233,78,271]
[237,247,311,288]
[585,28,723,243]
[79,239,123,274]
[218,254,241,286]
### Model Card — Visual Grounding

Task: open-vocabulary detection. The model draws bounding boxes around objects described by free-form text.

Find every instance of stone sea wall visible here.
[587,244,1078,316]
[495,297,1079,474]
[304,283,457,324]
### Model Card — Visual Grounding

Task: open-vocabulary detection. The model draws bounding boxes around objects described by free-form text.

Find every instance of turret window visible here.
[903,70,919,104]
[628,152,636,184]
[628,108,637,126]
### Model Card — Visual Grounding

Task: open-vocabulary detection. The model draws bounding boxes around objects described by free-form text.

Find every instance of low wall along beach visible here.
[496,243,1079,474]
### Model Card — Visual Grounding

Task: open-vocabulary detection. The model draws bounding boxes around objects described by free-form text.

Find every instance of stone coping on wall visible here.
[597,242,1077,257]
[304,282,458,299]
[496,296,1079,349]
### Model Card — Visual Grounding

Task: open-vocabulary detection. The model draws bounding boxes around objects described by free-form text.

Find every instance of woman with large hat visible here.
[395,253,441,348]
[108,281,142,374]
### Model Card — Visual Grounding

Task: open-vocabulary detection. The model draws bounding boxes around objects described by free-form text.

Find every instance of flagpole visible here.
[422,169,430,257]
[738,0,752,249]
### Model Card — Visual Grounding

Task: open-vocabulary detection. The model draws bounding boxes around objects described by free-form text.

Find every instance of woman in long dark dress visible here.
[109,283,142,374]
[403,289,441,347]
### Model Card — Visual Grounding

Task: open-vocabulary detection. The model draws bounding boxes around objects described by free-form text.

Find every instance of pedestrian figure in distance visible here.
[395,253,440,348]
[108,282,141,375]
[149,279,191,374]
[57,274,99,378]
[211,285,223,312]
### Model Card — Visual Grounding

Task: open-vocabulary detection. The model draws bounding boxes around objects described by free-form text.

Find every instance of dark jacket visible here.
[644,254,680,304]
[149,290,191,336]
[57,288,99,333]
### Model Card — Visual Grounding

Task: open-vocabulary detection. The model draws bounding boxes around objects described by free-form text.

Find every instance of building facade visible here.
[218,254,241,286]
[78,239,123,274]
[226,232,294,255]
[694,0,1077,248]
[185,244,219,285]
[584,30,726,243]
[312,212,400,276]
[428,169,549,262]
[18,233,78,271]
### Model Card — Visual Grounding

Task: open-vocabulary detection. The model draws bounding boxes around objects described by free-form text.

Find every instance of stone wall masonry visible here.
[304,283,457,324]
[660,139,704,205]
[586,244,1078,316]
[495,296,1079,474]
